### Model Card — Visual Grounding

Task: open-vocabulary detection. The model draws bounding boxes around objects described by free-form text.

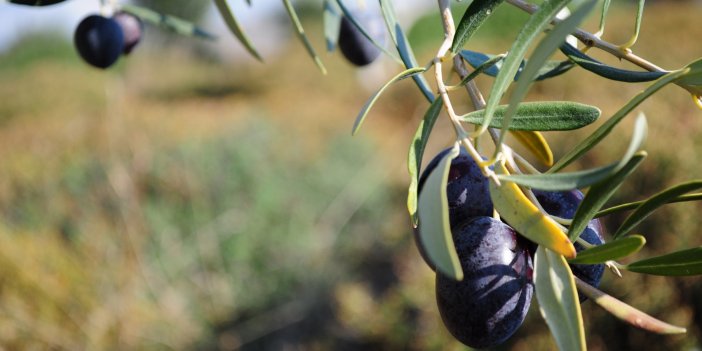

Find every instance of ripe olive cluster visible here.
[417,148,605,349]
[73,12,143,69]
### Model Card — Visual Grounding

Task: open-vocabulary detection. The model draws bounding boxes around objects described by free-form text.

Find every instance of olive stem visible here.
[505,0,666,73]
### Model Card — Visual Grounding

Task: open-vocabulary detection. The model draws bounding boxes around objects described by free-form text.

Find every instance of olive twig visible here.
[506,0,666,73]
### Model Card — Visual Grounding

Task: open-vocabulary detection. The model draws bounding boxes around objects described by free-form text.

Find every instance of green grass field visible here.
[0,1,701,350]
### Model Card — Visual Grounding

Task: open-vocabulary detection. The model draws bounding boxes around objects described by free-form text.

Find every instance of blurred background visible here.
[0,0,701,350]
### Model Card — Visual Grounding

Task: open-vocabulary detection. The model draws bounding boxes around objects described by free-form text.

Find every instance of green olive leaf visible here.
[351,67,427,136]
[549,69,686,172]
[625,247,702,276]
[417,143,463,280]
[560,43,665,82]
[408,97,443,225]
[613,180,702,239]
[451,0,506,53]
[568,152,646,241]
[282,0,326,74]
[597,193,702,218]
[499,115,647,191]
[535,246,586,351]
[477,0,571,138]
[567,235,646,264]
[212,0,261,60]
[460,101,600,131]
[574,277,686,334]
[379,0,434,102]
[459,50,574,81]
[498,0,597,151]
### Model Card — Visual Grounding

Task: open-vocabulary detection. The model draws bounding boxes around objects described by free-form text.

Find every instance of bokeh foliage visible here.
[0,0,701,350]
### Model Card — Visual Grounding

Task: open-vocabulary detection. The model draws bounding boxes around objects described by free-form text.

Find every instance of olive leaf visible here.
[568,152,646,241]
[567,235,646,264]
[596,193,702,218]
[613,180,702,239]
[498,0,597,151]
[351,67,426,135]
[549,69,684,172]
[625,248,702,276]
[282,0,326,74]
[459,50,574,81]
[213,0,261,60]
[560,43,665,83]
[535,246,586,351]
[460,101,600,131]
[510,131,553,167]
[379,0,434,102]
[408,97,443,225]
[574,277,686,334]
[499,114,647,191]
[476,0,571,138]
[451,0,506,53]
[417,143,463,280]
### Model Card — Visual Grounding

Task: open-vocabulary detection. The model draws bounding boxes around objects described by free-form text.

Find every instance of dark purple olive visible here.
[532,189,606,301]
[113,11,143,54]
[436,217,533,349]
[74,14,124,69]
[418,147,493,228]
[338,10,385,66]
[414,147,493,270]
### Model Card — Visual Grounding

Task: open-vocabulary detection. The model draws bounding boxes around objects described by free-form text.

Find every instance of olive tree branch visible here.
[434,0,498,182]
[506,0,666,72]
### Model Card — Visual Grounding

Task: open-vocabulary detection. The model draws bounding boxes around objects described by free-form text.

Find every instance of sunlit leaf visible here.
[477,0,571,138]
[417,143,463,280]
[568,235,646,264]
[212,0,261,60]
[352,67,427,135]
[121,4,216,40]
[560,43,665,82]
[625,248,702,276]
[595,0,611,36]
[549,68,684,173]
[613,180,702,239]
[460,101,600,131]
[499,0,597,151]
[451,0,506,53]
[323,0,341,52]
[408,97,443,225]
[491,164,576,258]
[568,153,646,241]
[574,277,686,333]
[511,131,553,166]
[535,247,586,351]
